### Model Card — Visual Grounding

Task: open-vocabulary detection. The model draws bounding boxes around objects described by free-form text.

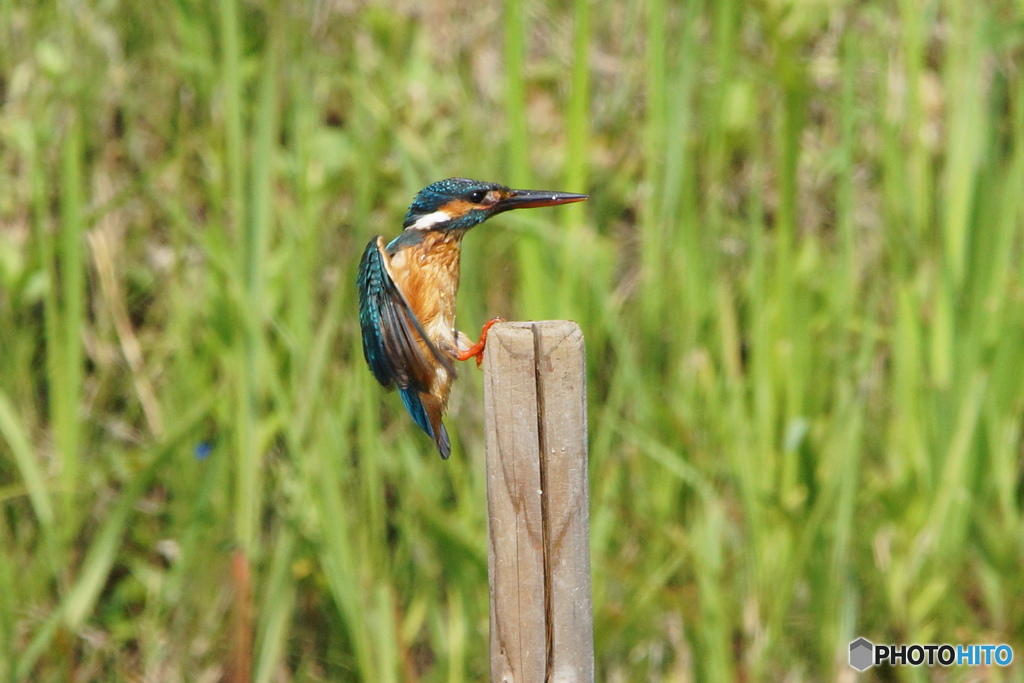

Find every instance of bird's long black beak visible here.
[496,188,589,212]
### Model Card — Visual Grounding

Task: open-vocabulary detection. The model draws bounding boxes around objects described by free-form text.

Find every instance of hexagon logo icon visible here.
[849,638,874,671]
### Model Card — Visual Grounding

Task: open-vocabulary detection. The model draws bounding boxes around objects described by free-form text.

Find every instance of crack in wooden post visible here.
[532,323,555,679]
[484,321,594,683]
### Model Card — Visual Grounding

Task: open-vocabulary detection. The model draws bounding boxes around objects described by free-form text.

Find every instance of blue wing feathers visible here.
[357,237,453,389]
[357,240,397,387]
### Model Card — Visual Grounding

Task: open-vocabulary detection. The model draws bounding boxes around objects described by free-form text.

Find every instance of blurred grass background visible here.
[1,0,1023,680]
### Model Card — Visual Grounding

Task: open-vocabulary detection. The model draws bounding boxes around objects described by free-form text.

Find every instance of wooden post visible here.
[483,320,594,683]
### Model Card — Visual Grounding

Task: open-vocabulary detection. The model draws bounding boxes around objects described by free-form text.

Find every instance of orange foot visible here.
[457,317,504,368]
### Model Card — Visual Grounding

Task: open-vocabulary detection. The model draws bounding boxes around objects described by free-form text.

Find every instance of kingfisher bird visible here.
[357,177,588,459]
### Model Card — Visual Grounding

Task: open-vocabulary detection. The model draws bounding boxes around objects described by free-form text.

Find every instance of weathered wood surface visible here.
[483,320,594,683]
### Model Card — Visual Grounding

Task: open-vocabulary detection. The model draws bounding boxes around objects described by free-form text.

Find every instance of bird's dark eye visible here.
[468,190,488,203]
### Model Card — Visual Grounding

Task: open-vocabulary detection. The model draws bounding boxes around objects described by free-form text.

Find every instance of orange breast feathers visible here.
[386,231,464,359]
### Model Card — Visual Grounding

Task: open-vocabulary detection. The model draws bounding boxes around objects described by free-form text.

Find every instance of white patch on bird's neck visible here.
[408,210,452,230]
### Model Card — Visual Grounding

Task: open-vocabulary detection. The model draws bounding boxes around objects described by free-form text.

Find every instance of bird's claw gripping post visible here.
[457,317,504,368]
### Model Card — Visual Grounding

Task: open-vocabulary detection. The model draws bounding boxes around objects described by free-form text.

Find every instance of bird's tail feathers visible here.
[399,387,452,459]
[435,423,451,460]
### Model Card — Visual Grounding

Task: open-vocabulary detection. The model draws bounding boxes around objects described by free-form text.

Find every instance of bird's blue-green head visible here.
[401,177,587,233]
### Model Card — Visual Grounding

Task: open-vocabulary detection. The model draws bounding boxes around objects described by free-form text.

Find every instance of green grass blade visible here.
[0,391,53,531]
[56,118,85,530]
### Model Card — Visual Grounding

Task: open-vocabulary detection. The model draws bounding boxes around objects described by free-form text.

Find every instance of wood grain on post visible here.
[483,320,594,683]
